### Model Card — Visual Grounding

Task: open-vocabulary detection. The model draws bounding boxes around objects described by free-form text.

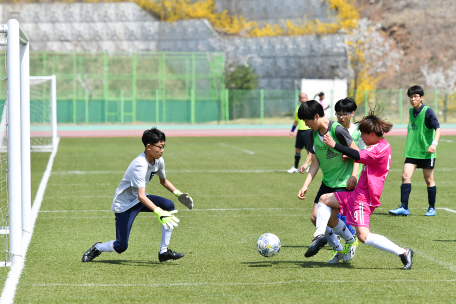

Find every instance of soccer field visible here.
[4,135,456,303]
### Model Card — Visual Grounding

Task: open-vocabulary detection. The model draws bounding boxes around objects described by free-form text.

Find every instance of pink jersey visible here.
[353,138,391,207]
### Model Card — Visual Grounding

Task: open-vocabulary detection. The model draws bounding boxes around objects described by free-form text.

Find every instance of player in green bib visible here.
[297,99,360,260]
[389,85,441,217]
[288,93,312,173]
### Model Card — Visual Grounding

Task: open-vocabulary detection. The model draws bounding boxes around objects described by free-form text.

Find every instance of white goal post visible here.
[0,19,30,268]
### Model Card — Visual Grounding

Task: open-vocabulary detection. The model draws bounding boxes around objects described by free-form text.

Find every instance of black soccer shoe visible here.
[305,235,327,258]
[82,242,102,262]
[399,248,414,270]
[159,249,184,262]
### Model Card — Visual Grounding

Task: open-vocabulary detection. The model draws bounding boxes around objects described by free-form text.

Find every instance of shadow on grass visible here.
[434,240,456,242]
[92,260,179,267]
[241,260,354,269]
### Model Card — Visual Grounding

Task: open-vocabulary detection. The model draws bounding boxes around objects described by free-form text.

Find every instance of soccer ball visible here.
[257,233,281,257]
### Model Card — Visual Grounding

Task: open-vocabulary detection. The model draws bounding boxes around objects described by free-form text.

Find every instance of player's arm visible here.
[301,152,312,171]
[290,120,298,137]
[138,187,179,230]
[346,140,360,190]
[323,134,360,160]
[428,128,441,154]
[159,177,193,210]
[298,153,319,200]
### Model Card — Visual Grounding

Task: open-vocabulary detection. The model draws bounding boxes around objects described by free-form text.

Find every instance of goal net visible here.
[0,28,8,267]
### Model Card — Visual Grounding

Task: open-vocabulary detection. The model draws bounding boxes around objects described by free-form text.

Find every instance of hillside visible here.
[356,0,456,89]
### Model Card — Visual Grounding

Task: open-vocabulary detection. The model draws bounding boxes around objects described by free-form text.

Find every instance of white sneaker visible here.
[287,167,299,173]
[327,250,343,264]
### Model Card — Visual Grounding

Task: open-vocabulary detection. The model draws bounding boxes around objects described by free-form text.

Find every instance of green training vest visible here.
[404,106,436,159]
[313,122,354,188]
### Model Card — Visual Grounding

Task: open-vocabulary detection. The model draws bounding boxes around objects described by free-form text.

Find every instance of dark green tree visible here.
[225,63,258,90]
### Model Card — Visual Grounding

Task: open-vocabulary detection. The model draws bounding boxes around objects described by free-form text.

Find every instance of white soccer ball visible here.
[257,233,281,257]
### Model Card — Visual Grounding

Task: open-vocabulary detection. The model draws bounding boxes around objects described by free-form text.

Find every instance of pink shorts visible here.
[334,191,376,228]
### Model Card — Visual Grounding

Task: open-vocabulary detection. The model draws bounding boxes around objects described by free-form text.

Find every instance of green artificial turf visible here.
[6,135,456,303]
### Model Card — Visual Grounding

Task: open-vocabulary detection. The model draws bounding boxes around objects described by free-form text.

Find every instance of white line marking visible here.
[437,208,456,214]
[219,143,255,154]
[37,208,304,213]
[0,138,60,304]
[440,139,453,143]
[50,167,456,175]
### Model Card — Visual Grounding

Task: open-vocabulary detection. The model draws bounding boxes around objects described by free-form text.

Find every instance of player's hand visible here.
[300,162,309,173]
[154,207,179,230]
[346,176,358,190]
[322,133,336,148]
[289,131,295,138]
[341,154,350,162]
[428,144,437,154]
[298,187,307,200]
[174,190,193,210]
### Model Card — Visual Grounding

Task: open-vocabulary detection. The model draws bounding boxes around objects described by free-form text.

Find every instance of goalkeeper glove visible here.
[173,190,193,210]
[154,207,179,230]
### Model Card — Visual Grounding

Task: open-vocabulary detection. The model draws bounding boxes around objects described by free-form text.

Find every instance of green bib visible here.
[313,122,354,188]
[404,106,436,159]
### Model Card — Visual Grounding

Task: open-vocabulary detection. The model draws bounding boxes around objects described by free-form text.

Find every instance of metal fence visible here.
[2,51,455,125]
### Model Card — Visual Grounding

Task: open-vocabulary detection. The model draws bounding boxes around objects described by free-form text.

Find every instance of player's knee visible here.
[113,241,128,254]
[401,173,411,183]
[319,194,332,205]
[356,232,368,243]
[162,199,175,211]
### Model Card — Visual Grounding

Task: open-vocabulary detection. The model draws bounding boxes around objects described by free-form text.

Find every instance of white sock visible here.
[315,203,332,237]
[325,226,344,251]
[159,226,173,254]
[365,233,406,256]
[333,219,354,243]
[95,241,116,253]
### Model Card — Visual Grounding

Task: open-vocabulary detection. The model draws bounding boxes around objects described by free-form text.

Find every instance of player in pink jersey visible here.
[305,109,414,270]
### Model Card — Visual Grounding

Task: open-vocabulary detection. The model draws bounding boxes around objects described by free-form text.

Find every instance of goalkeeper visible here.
[82,127,193,263]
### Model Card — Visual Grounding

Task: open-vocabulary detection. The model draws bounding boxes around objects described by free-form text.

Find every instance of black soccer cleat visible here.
[305,234,327,258]
[82,242,102,262]
[399,248,414,270]
[159,249,184,262]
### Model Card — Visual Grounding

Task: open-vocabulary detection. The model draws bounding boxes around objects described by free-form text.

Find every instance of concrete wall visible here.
[212,0,338,26]
[0,2,347,89]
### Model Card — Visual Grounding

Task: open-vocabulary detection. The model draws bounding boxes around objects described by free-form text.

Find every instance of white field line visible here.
[219,143,255,154]
[0,138,60,304]
[50,167,456,175]
[21,278,456,288]
[437,207,456,214]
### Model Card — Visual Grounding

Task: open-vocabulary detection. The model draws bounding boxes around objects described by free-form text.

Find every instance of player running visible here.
[305,109,414,270]
[297,100,360,261]
[82,127,193,263]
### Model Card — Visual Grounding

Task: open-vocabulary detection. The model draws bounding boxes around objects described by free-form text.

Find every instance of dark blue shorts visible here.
[113,195,175,254]
[295,129,312,150]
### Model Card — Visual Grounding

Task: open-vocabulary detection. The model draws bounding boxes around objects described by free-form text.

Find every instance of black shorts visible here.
[314,182,352,204]
[404,157,436,169]
[295,129,312,150]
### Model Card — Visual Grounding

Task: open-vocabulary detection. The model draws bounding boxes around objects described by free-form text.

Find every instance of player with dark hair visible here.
[326,97,366,263]
[288,92,312,173]
[297,100,360,260]
[389,85,441,216]
[306,109,414,270]
[82,127,193,262]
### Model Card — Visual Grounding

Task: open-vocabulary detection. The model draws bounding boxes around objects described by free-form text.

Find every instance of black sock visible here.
[427,186,436,208]
[401,183,412,209]
[294,153,301,169]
